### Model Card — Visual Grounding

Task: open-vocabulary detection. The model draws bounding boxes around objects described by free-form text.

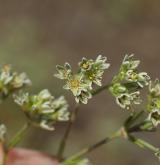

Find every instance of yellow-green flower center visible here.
[89,73,96,80]
[82,62,90,69]
[70,79,80,89]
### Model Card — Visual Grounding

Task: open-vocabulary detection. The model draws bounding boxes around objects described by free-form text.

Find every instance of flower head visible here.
[55,55,110,104]
[147,79,160,127]
[79,57,93,71]
[116,91,141,109]
[80,55,110,86]
[0,65,31,100]
[110,55,150,110]
[149,79,160,97]
[55,63,72,80]
[122,54,140,71]
[63,74,91,97]
[125,70,150,88]
[0,124,7,142]
[75,90,92,104]
[148,109,160,127]
[120,55,150,88]
[14,89,69,131]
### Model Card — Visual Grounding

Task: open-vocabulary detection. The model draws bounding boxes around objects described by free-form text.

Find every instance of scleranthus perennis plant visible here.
[0,55,160,165]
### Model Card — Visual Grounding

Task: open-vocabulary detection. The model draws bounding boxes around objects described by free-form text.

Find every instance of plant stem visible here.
[57,104,80,159]
[92,83,111,96]
[64,128,123,162]
[128,135,159,153]
[8,122,30,150]
[57,83,111,160]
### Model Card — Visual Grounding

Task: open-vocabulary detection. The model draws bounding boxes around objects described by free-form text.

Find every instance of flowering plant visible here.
[0,55,160,165]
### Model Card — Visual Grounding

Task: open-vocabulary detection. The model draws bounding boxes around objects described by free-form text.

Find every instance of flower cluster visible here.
[14,89,70,131]
[147,79,160,127]
[62,158,91,165]
[55,55,110,104]
[0,124,7,142]
[0,65,31,101]
[110,55,150,109]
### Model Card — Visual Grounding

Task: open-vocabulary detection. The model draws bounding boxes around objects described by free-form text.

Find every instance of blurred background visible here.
[0,0,160,164]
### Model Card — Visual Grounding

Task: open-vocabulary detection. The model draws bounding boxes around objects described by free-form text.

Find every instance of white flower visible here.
[55,55,110,104]
[12,72,32,88]
[14,90,70,131]
[55,63,72,80]
[149,79,160,97]
[116,93,132,109]
[63,74,91,96]
[110,55,150,110]
[148,109,160,127]
[0,65,31,100]
[122,54,140,70]
[115,91,141,110]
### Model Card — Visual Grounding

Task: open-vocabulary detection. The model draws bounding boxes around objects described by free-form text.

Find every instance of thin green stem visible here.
[57,104,80,159]
[8,122,30,150]
[128,135,159,153]
[92,83,111,96]
[57,83,111,160]
[63,128,123,162]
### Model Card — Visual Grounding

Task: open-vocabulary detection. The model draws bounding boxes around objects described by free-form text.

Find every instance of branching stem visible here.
[57,83,111,160]
[57,104,80,159]
[8,122,30,150]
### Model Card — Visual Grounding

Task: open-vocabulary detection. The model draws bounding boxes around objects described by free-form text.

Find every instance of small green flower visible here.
[0,124,7,142]
[81,55,110,86]
[79,57,93,71]
[109,83,127,96]
[148,109,160,127]
[0,65,31,100]
[55,63,72,80]
[11,72,31,88]
[147,79,160,127]
[149,79,160,97]
[116,93,131,109]
[63,74,92,97]
[116,91,141,109]
[122,54,140,71]
[75,90,92,104]
[130,91,142,104]
[137,72,150,87]
[110,55,150,110]
[125,70,150,88]
[14,89,70,131]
